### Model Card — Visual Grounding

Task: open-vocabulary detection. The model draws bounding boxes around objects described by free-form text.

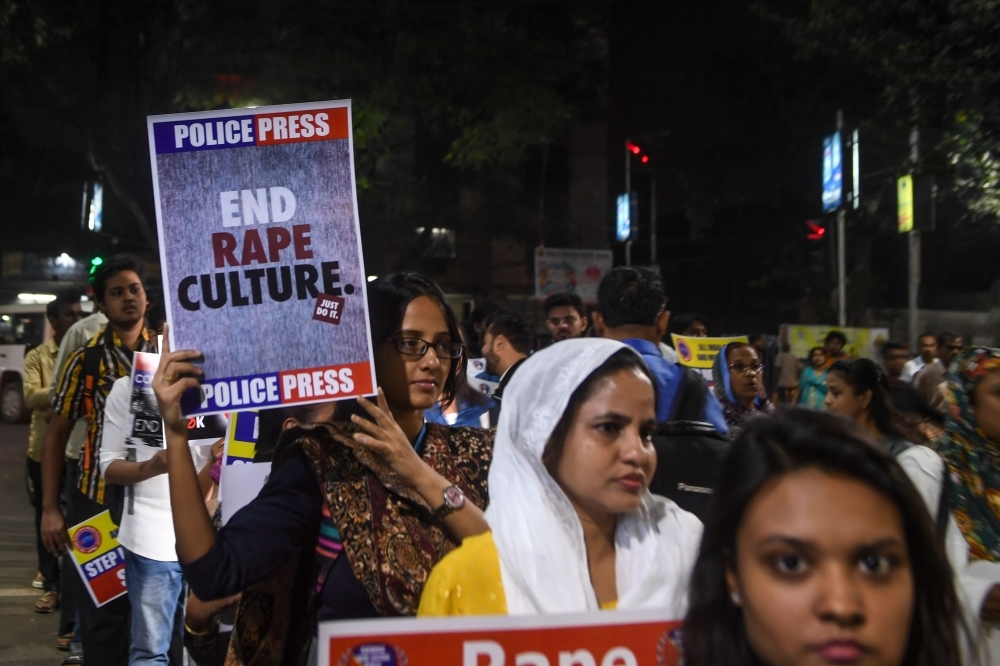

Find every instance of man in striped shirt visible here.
[40,254,157,665]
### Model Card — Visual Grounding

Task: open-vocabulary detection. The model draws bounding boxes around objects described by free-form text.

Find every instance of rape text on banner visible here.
[319,609,683,666]
[67,510,128,608]
[146,100,376,416]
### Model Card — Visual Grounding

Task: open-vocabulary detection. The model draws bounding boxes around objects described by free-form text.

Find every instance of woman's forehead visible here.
[399,296,449,334]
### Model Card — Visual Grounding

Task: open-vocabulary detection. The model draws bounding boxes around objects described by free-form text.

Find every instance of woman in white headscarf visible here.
[418,338,703,616]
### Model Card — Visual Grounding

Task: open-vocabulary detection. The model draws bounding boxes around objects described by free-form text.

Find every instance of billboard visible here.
[534,247,613,304]
[822,132,842,212]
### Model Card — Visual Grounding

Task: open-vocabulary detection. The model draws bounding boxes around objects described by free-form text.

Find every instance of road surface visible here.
[0,423,61,665]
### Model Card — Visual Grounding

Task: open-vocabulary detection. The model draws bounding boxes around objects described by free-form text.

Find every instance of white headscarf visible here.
[485,338,703,616]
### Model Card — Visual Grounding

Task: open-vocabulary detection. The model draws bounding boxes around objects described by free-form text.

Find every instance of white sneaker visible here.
[32,570,44,590]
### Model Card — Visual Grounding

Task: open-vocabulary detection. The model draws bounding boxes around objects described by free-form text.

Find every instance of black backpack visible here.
[648,367,733,521]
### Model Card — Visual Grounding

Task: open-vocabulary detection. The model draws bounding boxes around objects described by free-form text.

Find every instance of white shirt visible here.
[99,376,211,561]
[895,446,1000,635]
[658,342,680,364]
[901,357,927,383]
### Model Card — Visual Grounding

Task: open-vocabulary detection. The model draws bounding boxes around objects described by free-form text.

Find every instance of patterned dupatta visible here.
[226,421,492,665]
[937,347,1000,561]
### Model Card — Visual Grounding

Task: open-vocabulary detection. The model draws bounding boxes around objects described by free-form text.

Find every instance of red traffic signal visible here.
[806,220,826,241]
[626,141,642,155]
[641,155,649,163]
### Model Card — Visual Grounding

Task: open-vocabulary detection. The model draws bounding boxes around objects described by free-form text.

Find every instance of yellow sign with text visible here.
[897,174,914,233]
[671,335,749,369]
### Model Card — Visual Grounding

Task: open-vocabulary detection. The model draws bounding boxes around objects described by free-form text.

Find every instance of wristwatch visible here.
[433,485,465,520]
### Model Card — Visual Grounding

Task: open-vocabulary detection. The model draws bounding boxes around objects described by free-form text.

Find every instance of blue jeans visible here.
[122,549,184,666]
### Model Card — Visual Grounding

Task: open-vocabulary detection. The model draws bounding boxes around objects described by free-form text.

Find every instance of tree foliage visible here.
[761,0,1000,221]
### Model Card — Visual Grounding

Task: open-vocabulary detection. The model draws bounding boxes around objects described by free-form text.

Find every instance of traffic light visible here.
[90,256,104,276]
[806,220,826,241]
[626,141,641,155]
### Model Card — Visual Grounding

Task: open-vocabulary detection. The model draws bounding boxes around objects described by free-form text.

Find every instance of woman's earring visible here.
[730,590,742,607]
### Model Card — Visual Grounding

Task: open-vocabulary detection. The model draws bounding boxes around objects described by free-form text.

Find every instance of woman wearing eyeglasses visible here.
[712,342,774,439]
[152,272,492,664]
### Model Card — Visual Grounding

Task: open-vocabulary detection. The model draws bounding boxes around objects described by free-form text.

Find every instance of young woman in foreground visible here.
[683,409,967,666]
[419,338,702,615]
[153,273,492,663]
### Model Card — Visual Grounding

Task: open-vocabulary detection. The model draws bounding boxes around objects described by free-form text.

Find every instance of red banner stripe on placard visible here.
[278,362,373,404]
[255,108,349,146]
[326,620,682,666]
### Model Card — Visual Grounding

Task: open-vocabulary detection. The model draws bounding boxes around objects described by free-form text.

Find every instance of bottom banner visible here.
[319,609,682,666]
[67,510,128,608]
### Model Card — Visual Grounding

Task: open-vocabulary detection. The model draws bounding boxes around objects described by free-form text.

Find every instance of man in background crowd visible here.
[822,330,849,368]
[670,313,708,338]
[915,331,964,410]
[543,292,589,342]
[23,295,83,619]
[40,255,157,664]
[468,299,510,357]
[773,340,800,404]
[481,314,531,424]
[593,267,728,433]
[902,332,939,383]
[881,340,944,425]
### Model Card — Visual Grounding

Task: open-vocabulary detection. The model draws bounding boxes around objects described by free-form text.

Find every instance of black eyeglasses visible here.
[729,363,764,376]
[389,337,464,360]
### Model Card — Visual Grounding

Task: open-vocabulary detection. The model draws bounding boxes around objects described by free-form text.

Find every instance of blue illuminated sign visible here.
[822,132,842,212]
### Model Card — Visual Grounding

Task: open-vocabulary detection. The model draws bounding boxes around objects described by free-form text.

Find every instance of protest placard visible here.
[671,335,749,370]
[219,409,271,521]
[67,510,127,608]
[146,100,375,416]
[125,351,163,449]
[125,351,228,447]
[318,610,682,666]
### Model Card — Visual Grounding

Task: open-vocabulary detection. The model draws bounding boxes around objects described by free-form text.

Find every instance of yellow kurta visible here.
[418,531,616,616]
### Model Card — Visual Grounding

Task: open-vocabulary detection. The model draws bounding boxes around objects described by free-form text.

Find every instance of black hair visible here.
[669,313,706,337]
[543,292,585,318]
[881,340,909,357]
[937,330,961,347]
[824,330,847,345]
[255,402,336,463]
[486,313,532,355]
[46,294,81,319]
[918,332,937,343]
[596,267,665,329]
[542,348,656,473]
[827,359,925,443]
[748,332,765,345]
[683,409,968,666]
[470,299,510,328]
[91,254,148,303]
[365,272,466,408]
[808,345,825,359]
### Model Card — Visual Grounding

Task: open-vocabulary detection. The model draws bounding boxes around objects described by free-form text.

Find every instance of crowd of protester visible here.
[22,256,1000,666]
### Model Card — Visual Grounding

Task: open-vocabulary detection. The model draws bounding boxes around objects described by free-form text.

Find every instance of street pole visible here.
[908,127,921,351]
[650,170,657,264]
[625,141,631,199]
[836,110,847,328]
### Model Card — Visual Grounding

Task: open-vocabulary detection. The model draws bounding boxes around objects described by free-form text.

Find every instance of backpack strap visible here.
[670,367,709,422]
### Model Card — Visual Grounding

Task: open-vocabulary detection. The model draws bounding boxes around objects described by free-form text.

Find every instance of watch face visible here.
[443,485,465,509]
